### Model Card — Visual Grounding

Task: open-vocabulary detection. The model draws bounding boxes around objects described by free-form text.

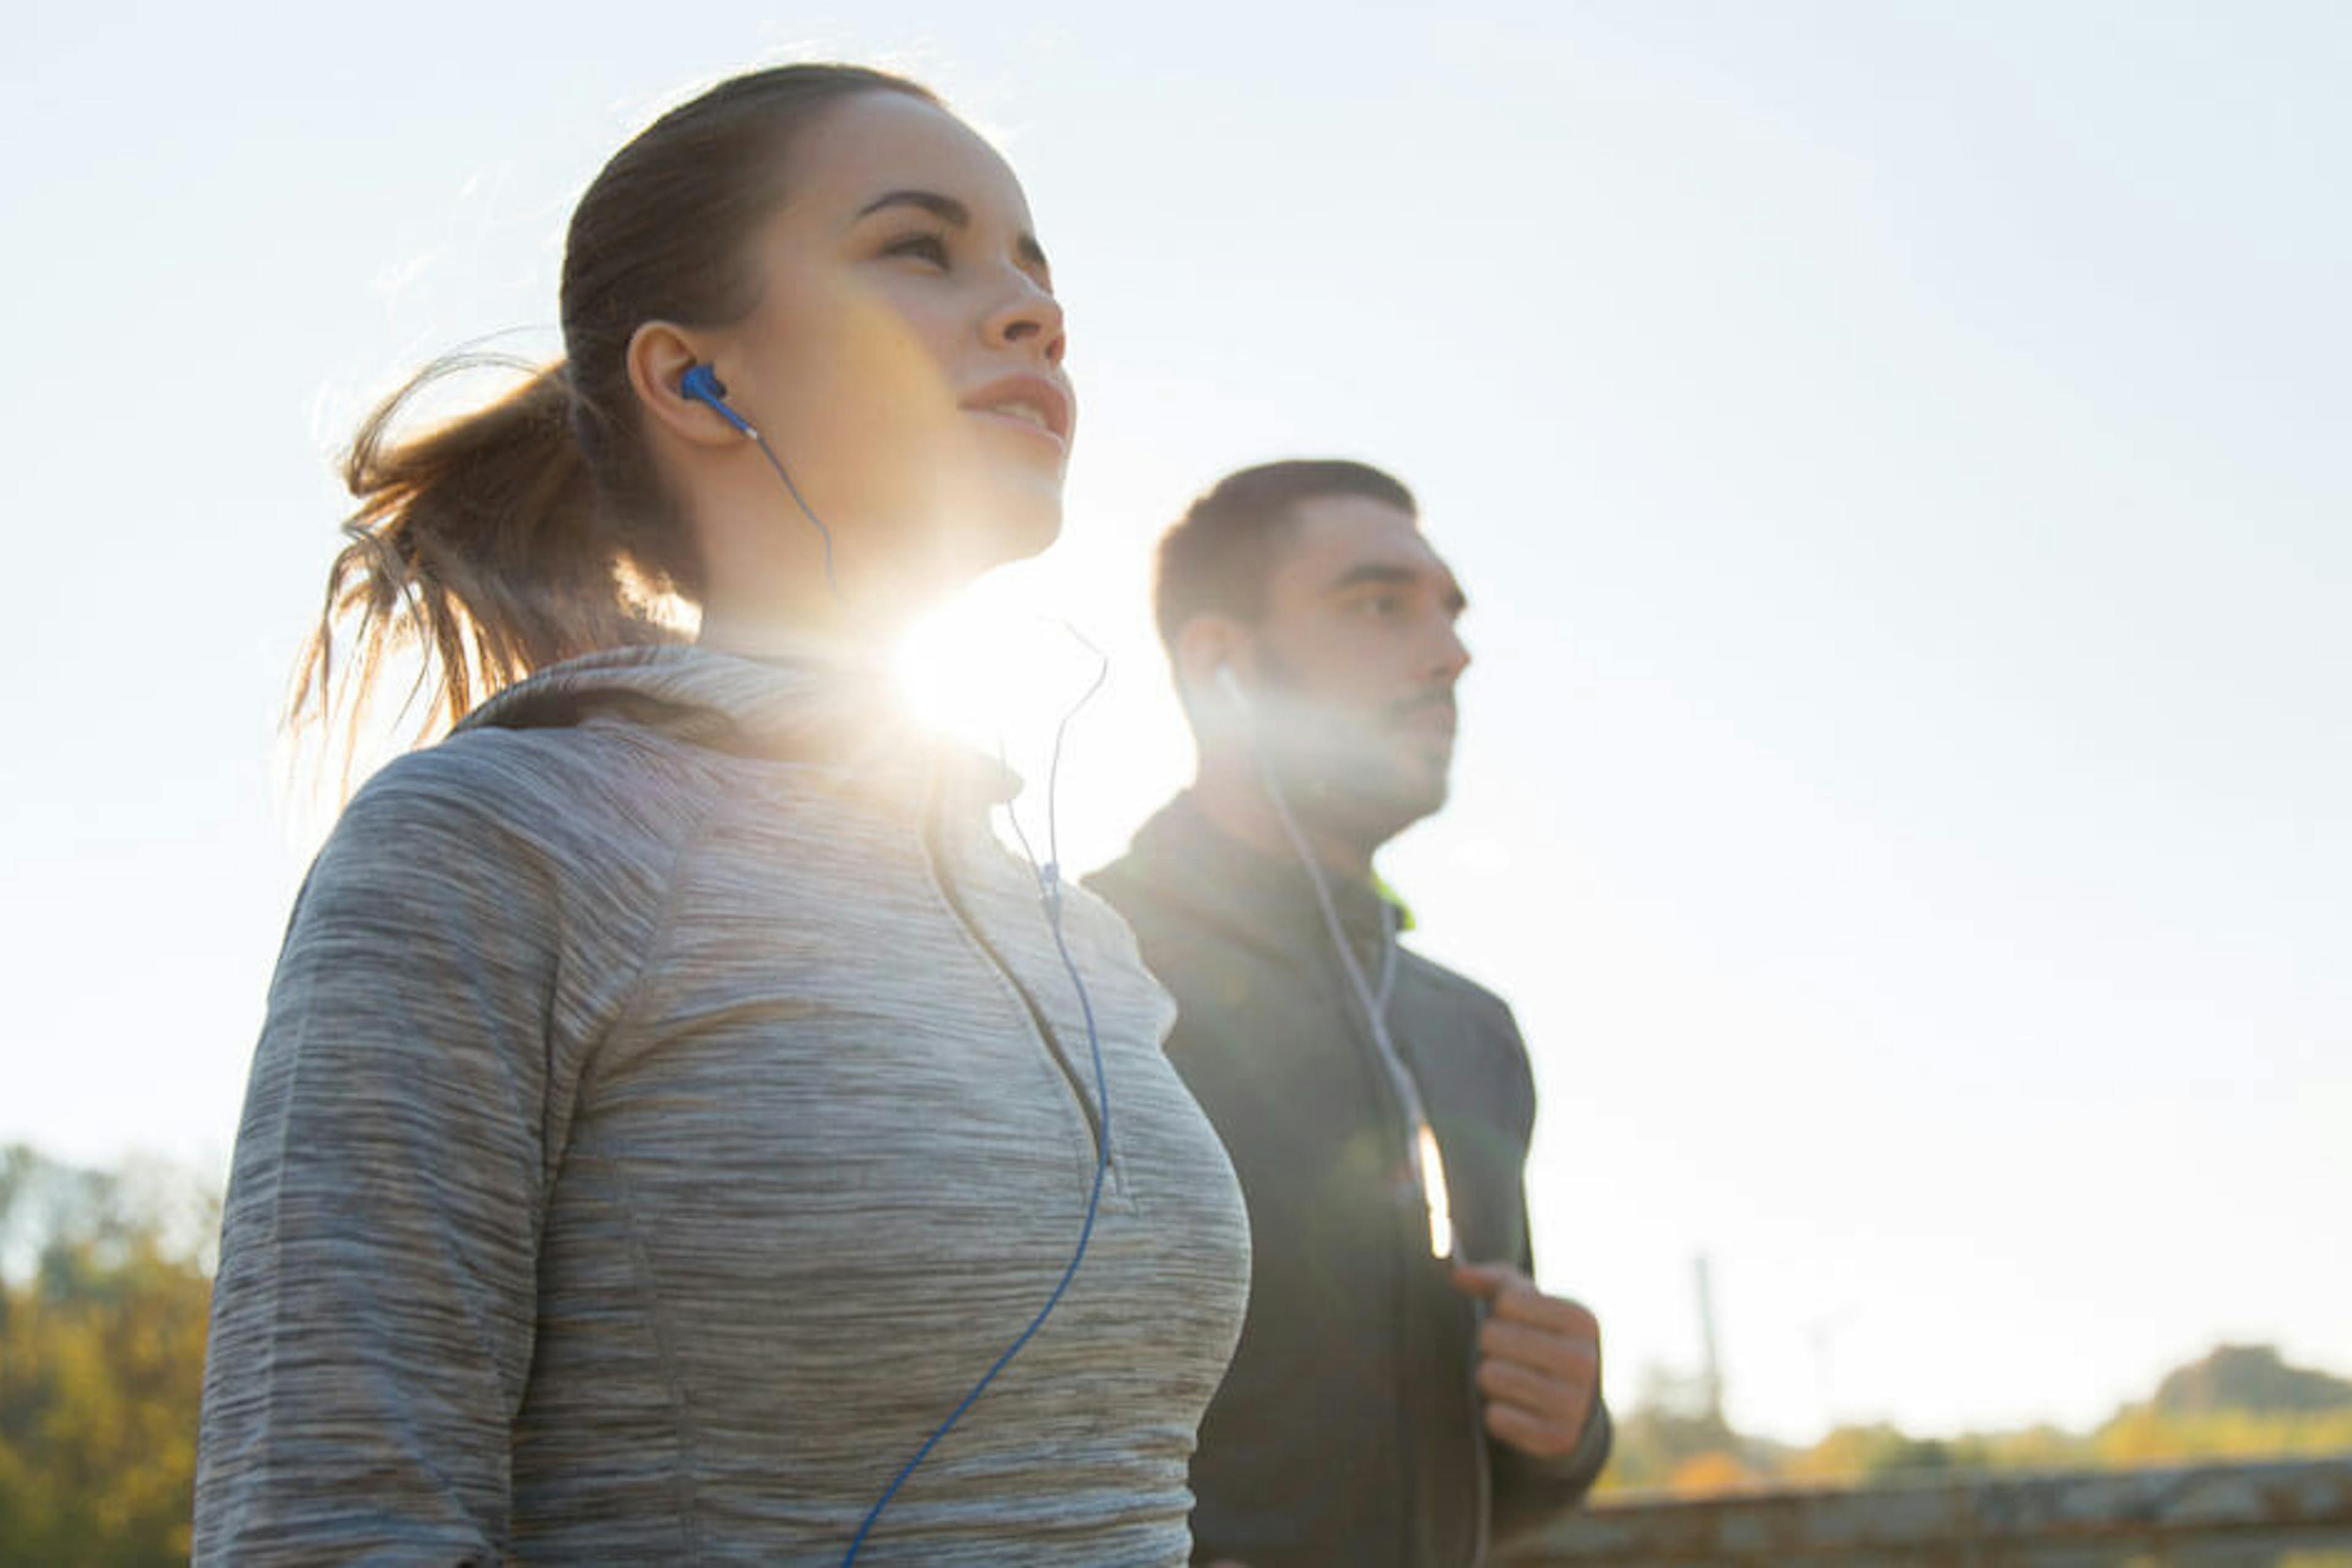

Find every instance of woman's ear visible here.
[627,321,745,448]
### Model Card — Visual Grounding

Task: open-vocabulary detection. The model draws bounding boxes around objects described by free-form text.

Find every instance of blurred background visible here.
[3,1,2346,1559]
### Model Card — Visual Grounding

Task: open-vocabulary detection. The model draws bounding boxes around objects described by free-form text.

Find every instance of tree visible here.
[0,1145,214,1566]
[2150,1344,2352,1418]
[1596,1363,1777,1494]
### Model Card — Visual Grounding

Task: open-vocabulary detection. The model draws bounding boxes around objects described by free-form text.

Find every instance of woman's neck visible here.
[695,604,892,665]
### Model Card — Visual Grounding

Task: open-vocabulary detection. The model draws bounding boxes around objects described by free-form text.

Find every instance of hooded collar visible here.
[456,643,1019,806]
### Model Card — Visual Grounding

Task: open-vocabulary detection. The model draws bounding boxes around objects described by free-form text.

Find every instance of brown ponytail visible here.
[290,355,679,757]
[290,63,938,764]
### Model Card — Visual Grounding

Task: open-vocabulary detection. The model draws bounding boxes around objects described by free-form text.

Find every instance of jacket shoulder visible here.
[1079,848,1201,953]
[1394,945,1521,1035]
[342,723,710,878]
[1078,846,1152,915]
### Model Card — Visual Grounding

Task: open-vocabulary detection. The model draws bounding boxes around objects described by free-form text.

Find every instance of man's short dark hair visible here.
[1153,459,1418,655]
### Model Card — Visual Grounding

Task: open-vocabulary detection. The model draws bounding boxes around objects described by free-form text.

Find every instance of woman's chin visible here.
[1006,507,1065,564]
[975,487,1066,567]
[903,502,1061,603]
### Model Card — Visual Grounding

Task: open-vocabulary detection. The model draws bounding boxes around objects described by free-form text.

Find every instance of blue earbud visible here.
[680,362,757,438]
[681,361,838,594]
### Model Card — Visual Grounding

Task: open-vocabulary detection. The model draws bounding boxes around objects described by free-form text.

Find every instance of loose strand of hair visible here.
[286,353,675,796]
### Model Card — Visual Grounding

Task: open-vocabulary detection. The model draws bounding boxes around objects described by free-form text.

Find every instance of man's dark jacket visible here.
[1087,796,1610,1567]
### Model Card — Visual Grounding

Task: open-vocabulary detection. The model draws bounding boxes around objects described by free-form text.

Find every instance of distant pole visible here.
[1806,1304,1858,1434]
[1695,1253,1724,1424]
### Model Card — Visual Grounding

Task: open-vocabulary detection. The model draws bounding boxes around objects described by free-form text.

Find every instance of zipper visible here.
[1312,908,1437,1564]
[1355,909,1490,1568]
[921,790,1107,1160]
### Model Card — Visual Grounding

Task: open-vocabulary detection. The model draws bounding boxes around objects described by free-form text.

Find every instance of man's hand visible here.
[1450,1261,1602,1459]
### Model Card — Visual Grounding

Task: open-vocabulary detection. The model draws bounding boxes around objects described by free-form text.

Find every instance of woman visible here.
[195,65,1250,1565]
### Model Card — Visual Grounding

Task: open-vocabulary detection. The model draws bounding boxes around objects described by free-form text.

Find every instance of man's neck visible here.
[1191,756,1379,887]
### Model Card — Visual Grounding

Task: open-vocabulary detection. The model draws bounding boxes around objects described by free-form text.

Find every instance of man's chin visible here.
[1397,777,1450,825]
[1349,760,1450,839]
[1273,731,1452,844]
[1396,745,1455,814]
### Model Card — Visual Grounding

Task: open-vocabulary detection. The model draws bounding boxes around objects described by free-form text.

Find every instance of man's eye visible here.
[1354,594,1402,620]
[885,233,951,267]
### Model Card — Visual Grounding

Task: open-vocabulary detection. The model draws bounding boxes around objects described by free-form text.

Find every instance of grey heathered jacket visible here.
[196,644,1251,1565]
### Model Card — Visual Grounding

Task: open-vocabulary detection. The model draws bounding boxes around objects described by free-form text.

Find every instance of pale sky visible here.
[4,1,2345,1446]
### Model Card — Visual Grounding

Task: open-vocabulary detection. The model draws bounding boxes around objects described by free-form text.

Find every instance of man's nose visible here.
[1428,619,1471,683]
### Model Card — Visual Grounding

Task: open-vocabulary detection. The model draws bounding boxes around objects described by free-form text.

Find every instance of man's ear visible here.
[1174,617,1253,709]
[626,320,744,448]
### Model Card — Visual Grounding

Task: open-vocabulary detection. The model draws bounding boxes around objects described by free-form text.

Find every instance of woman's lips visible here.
[961,371,1074,450]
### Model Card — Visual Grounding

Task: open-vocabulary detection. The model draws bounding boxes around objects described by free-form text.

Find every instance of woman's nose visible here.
[985,275,1066,367]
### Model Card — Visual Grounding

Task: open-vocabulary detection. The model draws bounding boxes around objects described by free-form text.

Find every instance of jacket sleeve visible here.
[194,770,569,1564]
[1487,1197,1614,1547]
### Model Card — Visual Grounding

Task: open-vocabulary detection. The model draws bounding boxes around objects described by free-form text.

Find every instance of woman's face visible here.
[705,91,1072,601]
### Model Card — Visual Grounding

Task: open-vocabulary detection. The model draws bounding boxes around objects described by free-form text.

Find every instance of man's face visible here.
[1242,493,1471,840]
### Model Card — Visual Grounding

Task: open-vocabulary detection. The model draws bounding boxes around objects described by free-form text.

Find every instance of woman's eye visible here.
[885,233,951,268]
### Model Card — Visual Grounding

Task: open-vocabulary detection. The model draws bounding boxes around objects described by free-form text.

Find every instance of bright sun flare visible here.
[894,582,1110,760]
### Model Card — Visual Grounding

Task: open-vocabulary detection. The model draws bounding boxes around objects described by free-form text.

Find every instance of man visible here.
[1087,461,1610,1567]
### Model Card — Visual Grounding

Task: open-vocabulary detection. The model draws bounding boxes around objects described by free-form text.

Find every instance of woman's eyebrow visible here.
[854,189,1051,280]
[858,188,969,225]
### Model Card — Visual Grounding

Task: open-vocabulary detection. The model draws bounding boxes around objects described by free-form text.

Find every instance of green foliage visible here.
[1595,1363,1796,1494]
[0,1145,214,1567]
[1596,1402,1746,1493]
[2150,1343,2352,1418]
[1607,1343,2352,1498]
[2094,1403,2352,1468]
